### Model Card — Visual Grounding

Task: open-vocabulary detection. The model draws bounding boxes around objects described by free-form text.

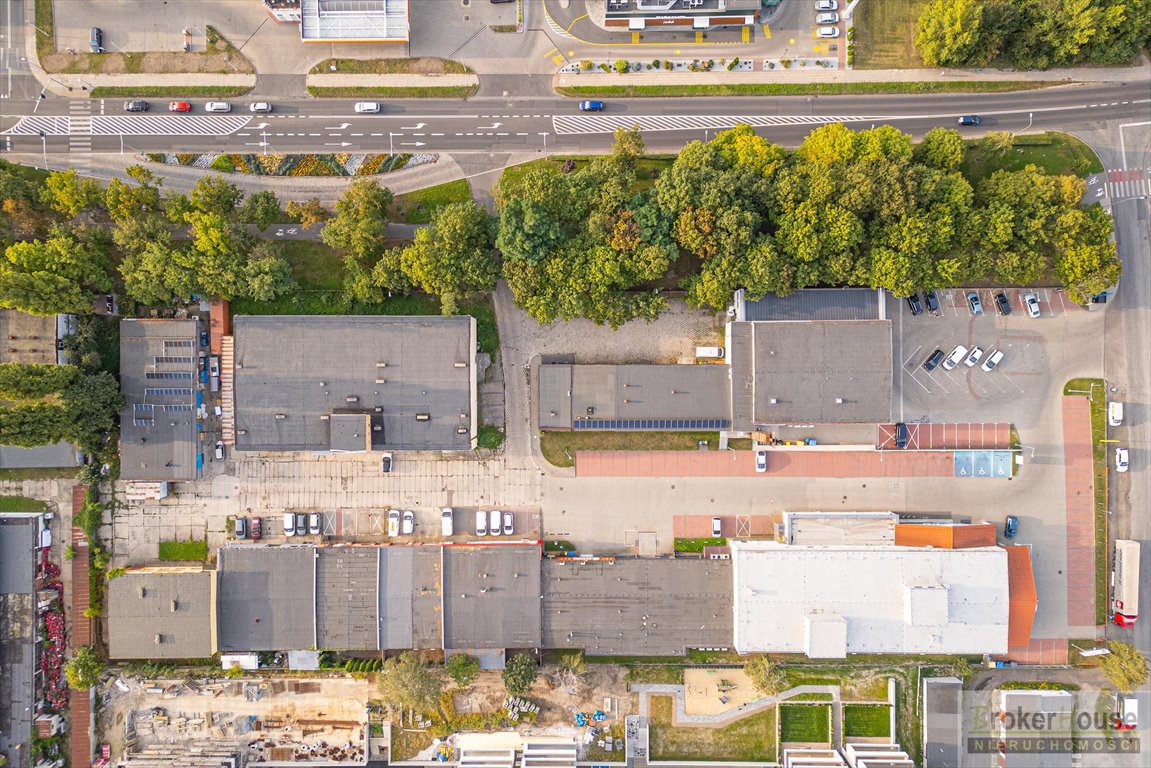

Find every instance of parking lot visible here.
[761,0,844,60]
[892,288,1099,430]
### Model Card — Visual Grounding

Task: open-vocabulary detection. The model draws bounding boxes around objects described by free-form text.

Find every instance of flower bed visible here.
[144,152,435,177]
[41,601,68,709]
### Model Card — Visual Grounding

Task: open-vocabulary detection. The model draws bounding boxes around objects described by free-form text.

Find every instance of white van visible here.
[1108,402,1124,427]
[441,507,453,537]
[205,102,232,113]
[696,346,724,360]
[489,510,502,536]
[475,510,487,536]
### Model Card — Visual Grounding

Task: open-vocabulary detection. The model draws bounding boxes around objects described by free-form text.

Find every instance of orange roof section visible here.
[1005,545,1039,648]
[210,299,230,355]
[894,522,998,549]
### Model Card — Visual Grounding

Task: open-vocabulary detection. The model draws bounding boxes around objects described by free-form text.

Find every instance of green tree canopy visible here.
[238,190,283,230]
[40,169,103,218]
[377,651,446,714]
[321,179,394,261]
[915,0,992,66]
[445,653,479,688]
[0,227,113,315]
[401,201,497,315]
[0,363,78,400]
[502,653,538,696]
[64,645,102,690]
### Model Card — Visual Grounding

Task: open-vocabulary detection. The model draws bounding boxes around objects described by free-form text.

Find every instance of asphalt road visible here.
[1,83,1148,156]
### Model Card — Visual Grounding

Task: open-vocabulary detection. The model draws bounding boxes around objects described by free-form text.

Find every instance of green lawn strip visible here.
[0,467,74,480]
[477,424,505,450]
[543,539,575,553]
[1063,378,1108,625]
[540,430,720,468]
[674,537,725,553]
[0,495,50,512]
[33,0,54,62]
[851,0,928,69]
[90,86,253,98]
[496,155,676,201]
[555,81,1059,98]
[961,132,1104,184]
[648,695,776,761]
[1000,681,1080,691]
[843,704,891,738]
[309,57,473,75]
[158,538,207,562]
[789,693,835,702]
[625,665,685,684]
[458,295,499,357]
[273,240,344,291]
[779,703,831,743]
[686,649,744,664]
[231,290,438,317]
[307,85,477,99]
[391,179,473,224]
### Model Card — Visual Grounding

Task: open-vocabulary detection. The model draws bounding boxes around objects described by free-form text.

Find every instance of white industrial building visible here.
[731,541,1010,658]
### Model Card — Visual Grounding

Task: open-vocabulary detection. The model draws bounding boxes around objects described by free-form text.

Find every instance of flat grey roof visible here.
[107,570,215,659]
[542,559,733,656]
[233,315,475,452]
[923,677,961,768]
[0,309,57,365]
[0,517,37,767]
[410,547,443,649]
[119,319,200,482]
[735,320,892,427]
[443,546,541,650]
[540,364,731,430]
[217,546,315,652]
[379,547,414,650]
[738,288,881,322]
[316,548,378,651]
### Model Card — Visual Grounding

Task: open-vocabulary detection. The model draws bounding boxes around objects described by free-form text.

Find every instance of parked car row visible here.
[234,516,261,540]
[282,511,322,537]
[907,290,1041,318]
[923,344,1005,373]
[475,510,515,537]
[123,100,273,114]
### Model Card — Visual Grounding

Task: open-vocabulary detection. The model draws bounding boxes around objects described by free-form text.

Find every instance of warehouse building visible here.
[107,567,217,659]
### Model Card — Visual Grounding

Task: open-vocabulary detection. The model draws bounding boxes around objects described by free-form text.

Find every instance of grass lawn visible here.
[0,467,74,480]
[779,704,831,743]
[674,537,725,553]
[543,539,575,553]
[539,431,720,468]
[158,538,207,562]
[391,179,473,224]
[477,424,505,450]
[961,132,1104,184]
[90,86,253,98]
[648,695,776,762]
[307,85,476,99]
[309,57,473,75]
[555,81,1055,98]
[1063,377,1108,624]
[844,705,891,738]
[232,290,438,317]
[274,240,344,291]
[852,0,928,69]
[625,665,685,684]
[497,156,676,201]
[0,495,50,512]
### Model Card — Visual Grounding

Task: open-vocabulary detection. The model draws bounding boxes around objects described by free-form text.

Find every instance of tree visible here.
[61,371,123,453]
[376,651,446,714]
[106,166,163,223]
[321,179,393,260]
[744,655,787,697]
[0,363,78,400]
[502,653,538,696]
[401,201,498,314]
[184,211,251,299]
[118,239,198,305]
[243,243,297,301]
[1054,205,1122,303]
[0,228,113,315]
[287,197,332,230]
[189,175,244,215]
[710,124,788,178]
[64,645,102,690]
[915,0,993,67]
[980,131,1016,156]
[1,197,44,241]
[1100,641,1147,693]
[0,403,71,447]
[40,169,103,218]
[238,191,283,230]
[915,127,967,172]
[445,654,479,688]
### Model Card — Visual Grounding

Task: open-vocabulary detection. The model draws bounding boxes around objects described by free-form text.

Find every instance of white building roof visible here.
[731,541,1009,657]
[300,0,409,42]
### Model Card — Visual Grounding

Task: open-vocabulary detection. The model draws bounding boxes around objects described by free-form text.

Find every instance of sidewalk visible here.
[554,62,1151,89]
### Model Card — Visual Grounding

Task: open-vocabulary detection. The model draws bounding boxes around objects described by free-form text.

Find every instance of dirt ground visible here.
[452,665,634,727]
[101,675,370,763]
[684,668,760,715]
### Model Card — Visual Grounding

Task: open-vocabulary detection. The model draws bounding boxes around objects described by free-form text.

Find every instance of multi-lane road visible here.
[1,83,1149,157]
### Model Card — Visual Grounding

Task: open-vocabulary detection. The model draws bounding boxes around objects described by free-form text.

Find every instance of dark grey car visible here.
[294,512,307,536]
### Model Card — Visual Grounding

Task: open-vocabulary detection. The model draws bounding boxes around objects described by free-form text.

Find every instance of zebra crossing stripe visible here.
[1106,168,1150,199]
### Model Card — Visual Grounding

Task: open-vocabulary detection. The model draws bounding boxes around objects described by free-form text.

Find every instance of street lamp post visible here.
[38,132,47,170]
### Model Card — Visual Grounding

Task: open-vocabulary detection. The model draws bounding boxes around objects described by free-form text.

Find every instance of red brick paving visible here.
[70,689,91,768]
[1062,397,1097,627]
[877,422,1012,450]
[672,514,776,539]
[69,484,93,767]
[1000,638,1069,665]
[576,449,956,478]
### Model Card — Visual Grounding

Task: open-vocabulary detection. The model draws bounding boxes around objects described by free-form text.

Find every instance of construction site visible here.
[103,675,371,766]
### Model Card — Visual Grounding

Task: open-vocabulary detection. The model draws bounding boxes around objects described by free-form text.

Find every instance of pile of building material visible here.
[505,697,539,721]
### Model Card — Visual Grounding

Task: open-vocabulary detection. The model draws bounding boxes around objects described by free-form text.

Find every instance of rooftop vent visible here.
[346,396,359,403]
[454,362,467,368]
[170,600,178,612]
[320,414,330,421]
[138,586,146,598]
[456,426,468,434]
[376,362,387,368]
[374,406,383,413]
[415,413,431,422]
[459,413,467,419]
[155,635,163,644]
[373,425,382,431]
[375,378,386,384]
[319,381,326,387]
[835,398,844,405]
[769,398,778,404]
[275,413,287,420]
[237,429,247,435]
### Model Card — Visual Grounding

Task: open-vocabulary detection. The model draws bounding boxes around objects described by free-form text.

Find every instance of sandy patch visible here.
[683,668,762,715]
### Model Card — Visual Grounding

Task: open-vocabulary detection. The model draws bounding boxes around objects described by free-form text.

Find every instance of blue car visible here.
[1004,515,1018,539]
[579,100,605,112]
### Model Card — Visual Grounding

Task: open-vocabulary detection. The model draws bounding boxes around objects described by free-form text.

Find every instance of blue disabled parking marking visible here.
[955,450,1014,478]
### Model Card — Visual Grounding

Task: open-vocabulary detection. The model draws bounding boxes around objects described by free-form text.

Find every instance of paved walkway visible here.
[632,683,841,728]
[576,449,957,478]
[1061,396,1098,628]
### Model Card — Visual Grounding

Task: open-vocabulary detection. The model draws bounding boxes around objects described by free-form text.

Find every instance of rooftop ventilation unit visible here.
[138,586,146,598]
[454,362,467,368]
[237,429,247,435]
[373,425,382,431]
[835,398,844,404]
[376,362,387,368]
[170,600,178,612]
[275,413,287,420]
[770,398,778,404]
[374,406,383,413]
[155,634,163,644]
[456,426,468,434]
[346,396,359,403]
[415,413,431,422]
[319,382,325,387]
[375,378,386,384]
[320,414,330,421]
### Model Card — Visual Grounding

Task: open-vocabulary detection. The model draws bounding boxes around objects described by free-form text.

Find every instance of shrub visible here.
[211,154,235,173]
[614,59,630,75]
[727,57,740,70]
[663,60,672,70]
[599,63,610,72]
[580,60,593,71]
[652,59,661,68]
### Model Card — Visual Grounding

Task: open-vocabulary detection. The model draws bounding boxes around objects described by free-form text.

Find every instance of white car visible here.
[205,102,232,113]
[441,507,453,537]
[353,101,381,114]
[942,345,968,371]
[475,510,487,536]
[816,26,840,38]
[755,449,768,473]
[502,510,514,536]
[964,346,984,367]
[489,509,502,537]
[283,512,296,537]
[1115,447,1129,473]
[816,0,838,10]
[981,349,1004,372]
[1108,402,1124,427]
[401,510,414,535]
[249,102,272,113]
[816,12,839,24]
[214,440,224,460]
[387,509,400,537]
[1023,293,1041,318]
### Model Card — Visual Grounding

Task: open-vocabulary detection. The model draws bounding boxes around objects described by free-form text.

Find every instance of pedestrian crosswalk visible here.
[1105,168,1150,200]
[0,114,250,137]
[68,101,91,174]
[552,113,883,135]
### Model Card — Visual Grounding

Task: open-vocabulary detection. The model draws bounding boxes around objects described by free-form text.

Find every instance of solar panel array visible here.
[145,371,192,380]
[573,418,729,430]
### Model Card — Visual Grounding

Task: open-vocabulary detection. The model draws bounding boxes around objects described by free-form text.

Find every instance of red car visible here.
[250,516,262,541]
[168,101,192,113]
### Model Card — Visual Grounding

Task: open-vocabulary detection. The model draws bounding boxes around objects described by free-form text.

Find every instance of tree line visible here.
[915,0,1150,69]
[0,362,121,455]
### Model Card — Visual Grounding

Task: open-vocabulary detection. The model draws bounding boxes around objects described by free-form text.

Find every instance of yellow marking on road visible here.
[568,50,575,56]
[789,37,796,44]
[742,26,750,43]
[543,47,558,57]
[552,54,566,65]
[566,13,588,33]
[762,24,770,39]
[632,32,640,44]
[695,31,704,43]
